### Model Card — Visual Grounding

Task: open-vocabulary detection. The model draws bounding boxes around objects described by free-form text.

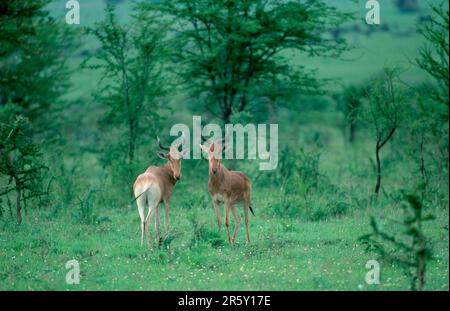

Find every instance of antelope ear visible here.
[156,151,167,159]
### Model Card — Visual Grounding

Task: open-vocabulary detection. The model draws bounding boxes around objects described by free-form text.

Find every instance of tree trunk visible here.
[419,135,427,200]
[417,247,426,290]
[127,119,137,198]
[7,196,13,218]
[14,176,22,224]
[222,102,232,124]
[16,189,22,224]
[349,121,356,143]
[374,127,396,195]
[128,118,136,166]
[375,142,381,195]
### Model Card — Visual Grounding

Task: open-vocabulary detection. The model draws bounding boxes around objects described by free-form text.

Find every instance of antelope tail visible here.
[249,204,255,216]
[127,188,149,209]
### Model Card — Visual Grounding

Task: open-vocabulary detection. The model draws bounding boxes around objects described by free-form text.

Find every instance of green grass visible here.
[0,188,448,290]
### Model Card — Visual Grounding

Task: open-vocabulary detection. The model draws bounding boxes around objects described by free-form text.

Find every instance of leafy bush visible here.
[277,145,322,194]
[73,189,99,225]
[188,211,218,247]
[269,189,351,222]
[0,106,48,224]
[360,193,435,290]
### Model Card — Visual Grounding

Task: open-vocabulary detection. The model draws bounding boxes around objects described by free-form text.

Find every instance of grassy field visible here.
[1,136,448,290]
[0,190,447,291]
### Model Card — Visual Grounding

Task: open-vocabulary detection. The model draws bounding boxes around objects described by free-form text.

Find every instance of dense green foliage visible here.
[416,2,449,118]
[151,0,348,123]
[83,5,167,180]
[0,108,47,224]
[0,0,75,133]
[0,0,74,223]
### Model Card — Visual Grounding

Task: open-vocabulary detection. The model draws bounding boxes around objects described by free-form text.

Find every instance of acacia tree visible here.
[149,0,348,123]
[414,2,449,185]
[0,105,47,224]
[406,106,430,196]
[84,4,167,176]
[0,0,74,222]
[416,2,449,118]
[361,68,405,195]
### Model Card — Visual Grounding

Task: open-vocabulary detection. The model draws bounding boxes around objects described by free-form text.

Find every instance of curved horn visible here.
[201,134,208,143]
[156,135,170,151]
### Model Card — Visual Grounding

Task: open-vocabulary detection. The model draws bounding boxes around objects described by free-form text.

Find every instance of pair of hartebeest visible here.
[133,135,254,248]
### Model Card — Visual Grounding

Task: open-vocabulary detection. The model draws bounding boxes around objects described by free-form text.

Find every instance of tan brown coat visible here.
[133,139,186,248]
[201,142,254,244]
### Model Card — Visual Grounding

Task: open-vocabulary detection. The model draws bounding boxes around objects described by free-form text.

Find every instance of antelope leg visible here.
[225,202,232,244]
[213,199,222,236]
[231,205,240,244]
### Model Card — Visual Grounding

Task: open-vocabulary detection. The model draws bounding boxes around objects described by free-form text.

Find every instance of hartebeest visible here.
[200,137,254,244]
[133,135,187,247]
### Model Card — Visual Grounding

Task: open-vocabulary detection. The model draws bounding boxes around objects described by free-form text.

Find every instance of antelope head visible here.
[156,134,187,181]
[199,136,227,176]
